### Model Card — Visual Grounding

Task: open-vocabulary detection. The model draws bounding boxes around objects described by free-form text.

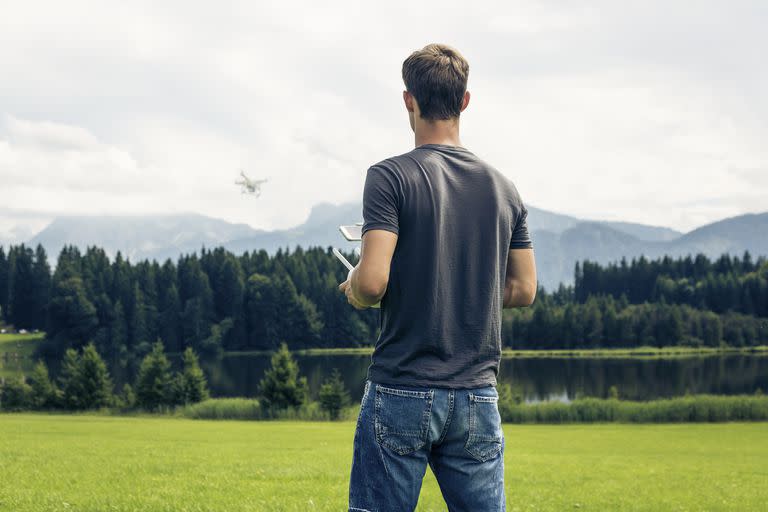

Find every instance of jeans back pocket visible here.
[464,391,503,462]
[374,384,434,455]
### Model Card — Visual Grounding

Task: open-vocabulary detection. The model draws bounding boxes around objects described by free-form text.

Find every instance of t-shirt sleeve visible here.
[510,205,533,249]
[361,165,400,236]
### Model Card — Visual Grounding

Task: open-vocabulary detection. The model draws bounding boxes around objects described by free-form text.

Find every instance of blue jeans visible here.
[348,379,506,511]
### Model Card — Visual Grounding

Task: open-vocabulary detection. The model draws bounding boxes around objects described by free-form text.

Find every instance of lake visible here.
[4,350,766,403]
[181,352,768,403]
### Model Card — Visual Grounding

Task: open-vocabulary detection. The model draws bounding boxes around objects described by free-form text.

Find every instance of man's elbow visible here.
[358,280,388,305]
[523,280,537,306]
[504,278,537,308]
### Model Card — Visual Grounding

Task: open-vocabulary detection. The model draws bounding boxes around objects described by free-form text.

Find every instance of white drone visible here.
[235,170,269,197]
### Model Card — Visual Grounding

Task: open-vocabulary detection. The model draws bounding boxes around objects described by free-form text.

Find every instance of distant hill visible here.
[667,212,768,257]
[10,204,767,291]
[28,213,260,264]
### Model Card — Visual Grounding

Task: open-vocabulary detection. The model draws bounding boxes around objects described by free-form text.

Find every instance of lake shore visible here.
[226,344,768,359]
[4,332,766,359]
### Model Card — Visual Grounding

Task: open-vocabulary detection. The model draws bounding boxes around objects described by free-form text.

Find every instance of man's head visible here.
[402,43,470,130]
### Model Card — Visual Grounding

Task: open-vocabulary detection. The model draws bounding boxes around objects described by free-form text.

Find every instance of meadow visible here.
[0,332,44,379]
[0,332,44,358]
[1,413,766,511]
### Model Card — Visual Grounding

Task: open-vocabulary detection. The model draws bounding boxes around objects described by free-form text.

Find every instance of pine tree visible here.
[0,246,8,324]
[78,342,114,409]
[117,382,136,409]
[111,300,129,361]
[130,282,149,348]
[135,340,173,411]
[47,276,99,353]
[58,347,84,409]
[257,341,308,410]
[159,283,181,352]
[244,273,279,349]
[318,368,350,420]
[177,346,210,404]
[32,244,52,330]
[8,245,37,329]
[28,359,59,409]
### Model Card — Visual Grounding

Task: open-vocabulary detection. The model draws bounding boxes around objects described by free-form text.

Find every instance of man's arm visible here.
[349,228,398,306]
[503,248,537,308]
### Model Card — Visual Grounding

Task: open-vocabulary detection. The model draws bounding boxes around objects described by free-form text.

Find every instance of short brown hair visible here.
[402,43,469,121]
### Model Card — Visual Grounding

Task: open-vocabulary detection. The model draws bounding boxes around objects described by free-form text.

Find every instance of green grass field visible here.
[1,413,766,511]
[0,332,44,356]
[0,332,45,379]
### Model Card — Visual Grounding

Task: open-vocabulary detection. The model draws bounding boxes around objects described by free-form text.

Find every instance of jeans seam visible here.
[374,387,434,455]
[465,393,503,462]
[422,390,435,446]
[436,389,454,445]
[373,389,391,478]
[376,383,430,398]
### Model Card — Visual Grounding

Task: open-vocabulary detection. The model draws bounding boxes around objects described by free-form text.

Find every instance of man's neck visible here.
[413,118,462,148]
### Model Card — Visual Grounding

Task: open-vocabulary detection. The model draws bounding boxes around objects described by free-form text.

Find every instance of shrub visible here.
[497,382,523,420]
[318,368,351,420]
[114,383,136,409]
[181,397,262,420]
[0,375,32,411]
[257,342,308,410]
[28,359,60,409]
[500,394,768,423]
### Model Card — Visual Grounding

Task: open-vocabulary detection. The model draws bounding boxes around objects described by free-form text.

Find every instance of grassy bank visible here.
[173,394,768,423]
[0,413,766,511]
[503,344,768,358]
[295,345,768,358]
[0,333,45,379]
[0,332,45,358]
[3,333,767,360]
[500,394,768,423]
[178,397,359,422]
[22,393,740,423]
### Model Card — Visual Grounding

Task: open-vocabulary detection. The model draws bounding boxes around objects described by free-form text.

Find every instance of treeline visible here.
[1,341,353,421]
[0,243,376,375]
[503,294,767,349]
[575,252,768,316]
[0,244,50,331]
[1,243,767,360]
[0,341,209,412]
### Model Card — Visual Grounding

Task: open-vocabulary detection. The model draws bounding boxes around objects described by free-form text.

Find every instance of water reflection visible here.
[4,351,766,403]
[200,353,768,403]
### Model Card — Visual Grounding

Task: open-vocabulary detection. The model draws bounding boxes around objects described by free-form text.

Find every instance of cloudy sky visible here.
[1,0,766,243]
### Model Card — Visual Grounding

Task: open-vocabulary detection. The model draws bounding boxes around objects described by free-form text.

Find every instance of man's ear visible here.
[403,90,415,112]
[460,90,470,112]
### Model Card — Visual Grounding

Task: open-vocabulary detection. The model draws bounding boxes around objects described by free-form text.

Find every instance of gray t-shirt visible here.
[361,143,533,388]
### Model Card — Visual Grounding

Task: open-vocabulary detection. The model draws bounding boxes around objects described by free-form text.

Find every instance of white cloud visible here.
[0,0,766,235]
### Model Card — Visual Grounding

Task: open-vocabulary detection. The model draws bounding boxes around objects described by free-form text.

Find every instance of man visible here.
[339,43,537,512]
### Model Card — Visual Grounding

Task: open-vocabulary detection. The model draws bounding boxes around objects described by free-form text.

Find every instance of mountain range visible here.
[6,203,765,291]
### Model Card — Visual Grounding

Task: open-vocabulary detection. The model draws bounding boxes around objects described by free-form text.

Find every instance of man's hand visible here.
[338,271,368,310]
